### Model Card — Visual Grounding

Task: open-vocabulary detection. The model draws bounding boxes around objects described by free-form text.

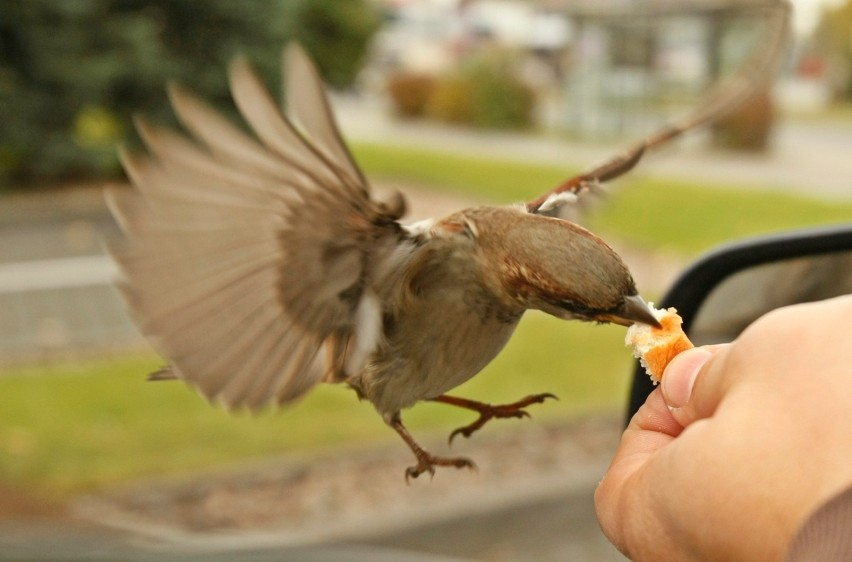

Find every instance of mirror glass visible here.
[689,250,852,345]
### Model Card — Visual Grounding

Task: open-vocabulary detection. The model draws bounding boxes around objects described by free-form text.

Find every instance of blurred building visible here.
[541,0,779,138]
[369,0,832,139]
[371,0,569,75]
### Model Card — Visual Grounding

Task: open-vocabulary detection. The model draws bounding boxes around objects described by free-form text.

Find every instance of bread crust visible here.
[626,306,694,382]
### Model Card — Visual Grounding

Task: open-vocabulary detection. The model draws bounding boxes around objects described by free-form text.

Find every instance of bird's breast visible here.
[350,262,522,416]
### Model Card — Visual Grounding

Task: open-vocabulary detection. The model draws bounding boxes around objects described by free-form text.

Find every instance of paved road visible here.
[4,485,620,562]
[0,187,140,364]
[356,484,626,561]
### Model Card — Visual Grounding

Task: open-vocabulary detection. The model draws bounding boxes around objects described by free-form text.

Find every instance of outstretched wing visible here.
[527,0,791,217]
[108,44,403,410]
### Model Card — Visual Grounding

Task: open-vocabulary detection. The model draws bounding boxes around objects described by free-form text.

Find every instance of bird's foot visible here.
[404,453,477,483]
[389,413,478,483]
[432,393,558,444]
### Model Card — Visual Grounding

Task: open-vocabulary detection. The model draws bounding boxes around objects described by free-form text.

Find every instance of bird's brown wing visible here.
[527,0,791,218]
[108,45,401,410]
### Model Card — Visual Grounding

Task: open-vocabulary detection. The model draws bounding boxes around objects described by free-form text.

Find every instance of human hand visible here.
[596,295,852,561]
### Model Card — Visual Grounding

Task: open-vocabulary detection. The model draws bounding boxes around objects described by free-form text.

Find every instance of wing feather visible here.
[228,55,347,192]
[134,118,308,210]
[109,45,406,410]
[284,43,367,188]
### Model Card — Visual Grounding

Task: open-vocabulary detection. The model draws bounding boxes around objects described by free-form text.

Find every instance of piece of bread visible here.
[625,304,694,383]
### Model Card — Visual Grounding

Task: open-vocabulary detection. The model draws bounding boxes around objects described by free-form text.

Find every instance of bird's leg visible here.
[432,393,558,444]
[388,413,476,482]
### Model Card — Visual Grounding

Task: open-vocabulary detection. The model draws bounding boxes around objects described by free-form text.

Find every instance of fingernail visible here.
[662,348,713,409]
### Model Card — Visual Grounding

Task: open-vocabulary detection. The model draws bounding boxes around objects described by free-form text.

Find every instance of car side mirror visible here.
[626,223,852,424]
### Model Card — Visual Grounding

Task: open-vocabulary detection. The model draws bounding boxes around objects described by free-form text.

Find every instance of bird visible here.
[108,8,789,480]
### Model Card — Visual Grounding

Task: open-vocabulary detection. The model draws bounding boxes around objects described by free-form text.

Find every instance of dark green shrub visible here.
[0,0,380,188]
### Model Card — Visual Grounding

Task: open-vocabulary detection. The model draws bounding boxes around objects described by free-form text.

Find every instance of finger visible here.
[610,377,692,483]
[596,388,679,545]
[629,386,683,436]
[661,347,715,408]
[604,387,682,493]
[663,345,732,428]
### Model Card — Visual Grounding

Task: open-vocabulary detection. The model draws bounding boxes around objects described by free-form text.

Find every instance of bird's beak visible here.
[606,294,662,328]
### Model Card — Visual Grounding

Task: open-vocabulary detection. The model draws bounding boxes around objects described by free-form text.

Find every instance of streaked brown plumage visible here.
[108,13,789,478]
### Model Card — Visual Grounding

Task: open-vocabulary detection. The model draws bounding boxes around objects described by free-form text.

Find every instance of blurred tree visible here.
[290,0,383,89]
[0,0,380,188]
[814,0,852,102]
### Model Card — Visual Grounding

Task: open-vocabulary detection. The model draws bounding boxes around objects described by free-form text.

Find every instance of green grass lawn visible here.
[2,141,850,500]
[0,316,627,498]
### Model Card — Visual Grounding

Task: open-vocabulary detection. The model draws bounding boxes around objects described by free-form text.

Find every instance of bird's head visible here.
[461,207,660,328]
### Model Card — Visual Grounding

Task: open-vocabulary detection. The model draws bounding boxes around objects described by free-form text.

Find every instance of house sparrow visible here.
[108,25,785,479]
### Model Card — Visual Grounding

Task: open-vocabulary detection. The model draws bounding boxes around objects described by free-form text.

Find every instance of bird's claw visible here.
[404,455,476,483]
[447,393,558,445]
[405,464,435,482]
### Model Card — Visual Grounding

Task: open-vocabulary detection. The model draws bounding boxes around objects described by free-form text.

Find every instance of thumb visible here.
[661,345,729,427]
